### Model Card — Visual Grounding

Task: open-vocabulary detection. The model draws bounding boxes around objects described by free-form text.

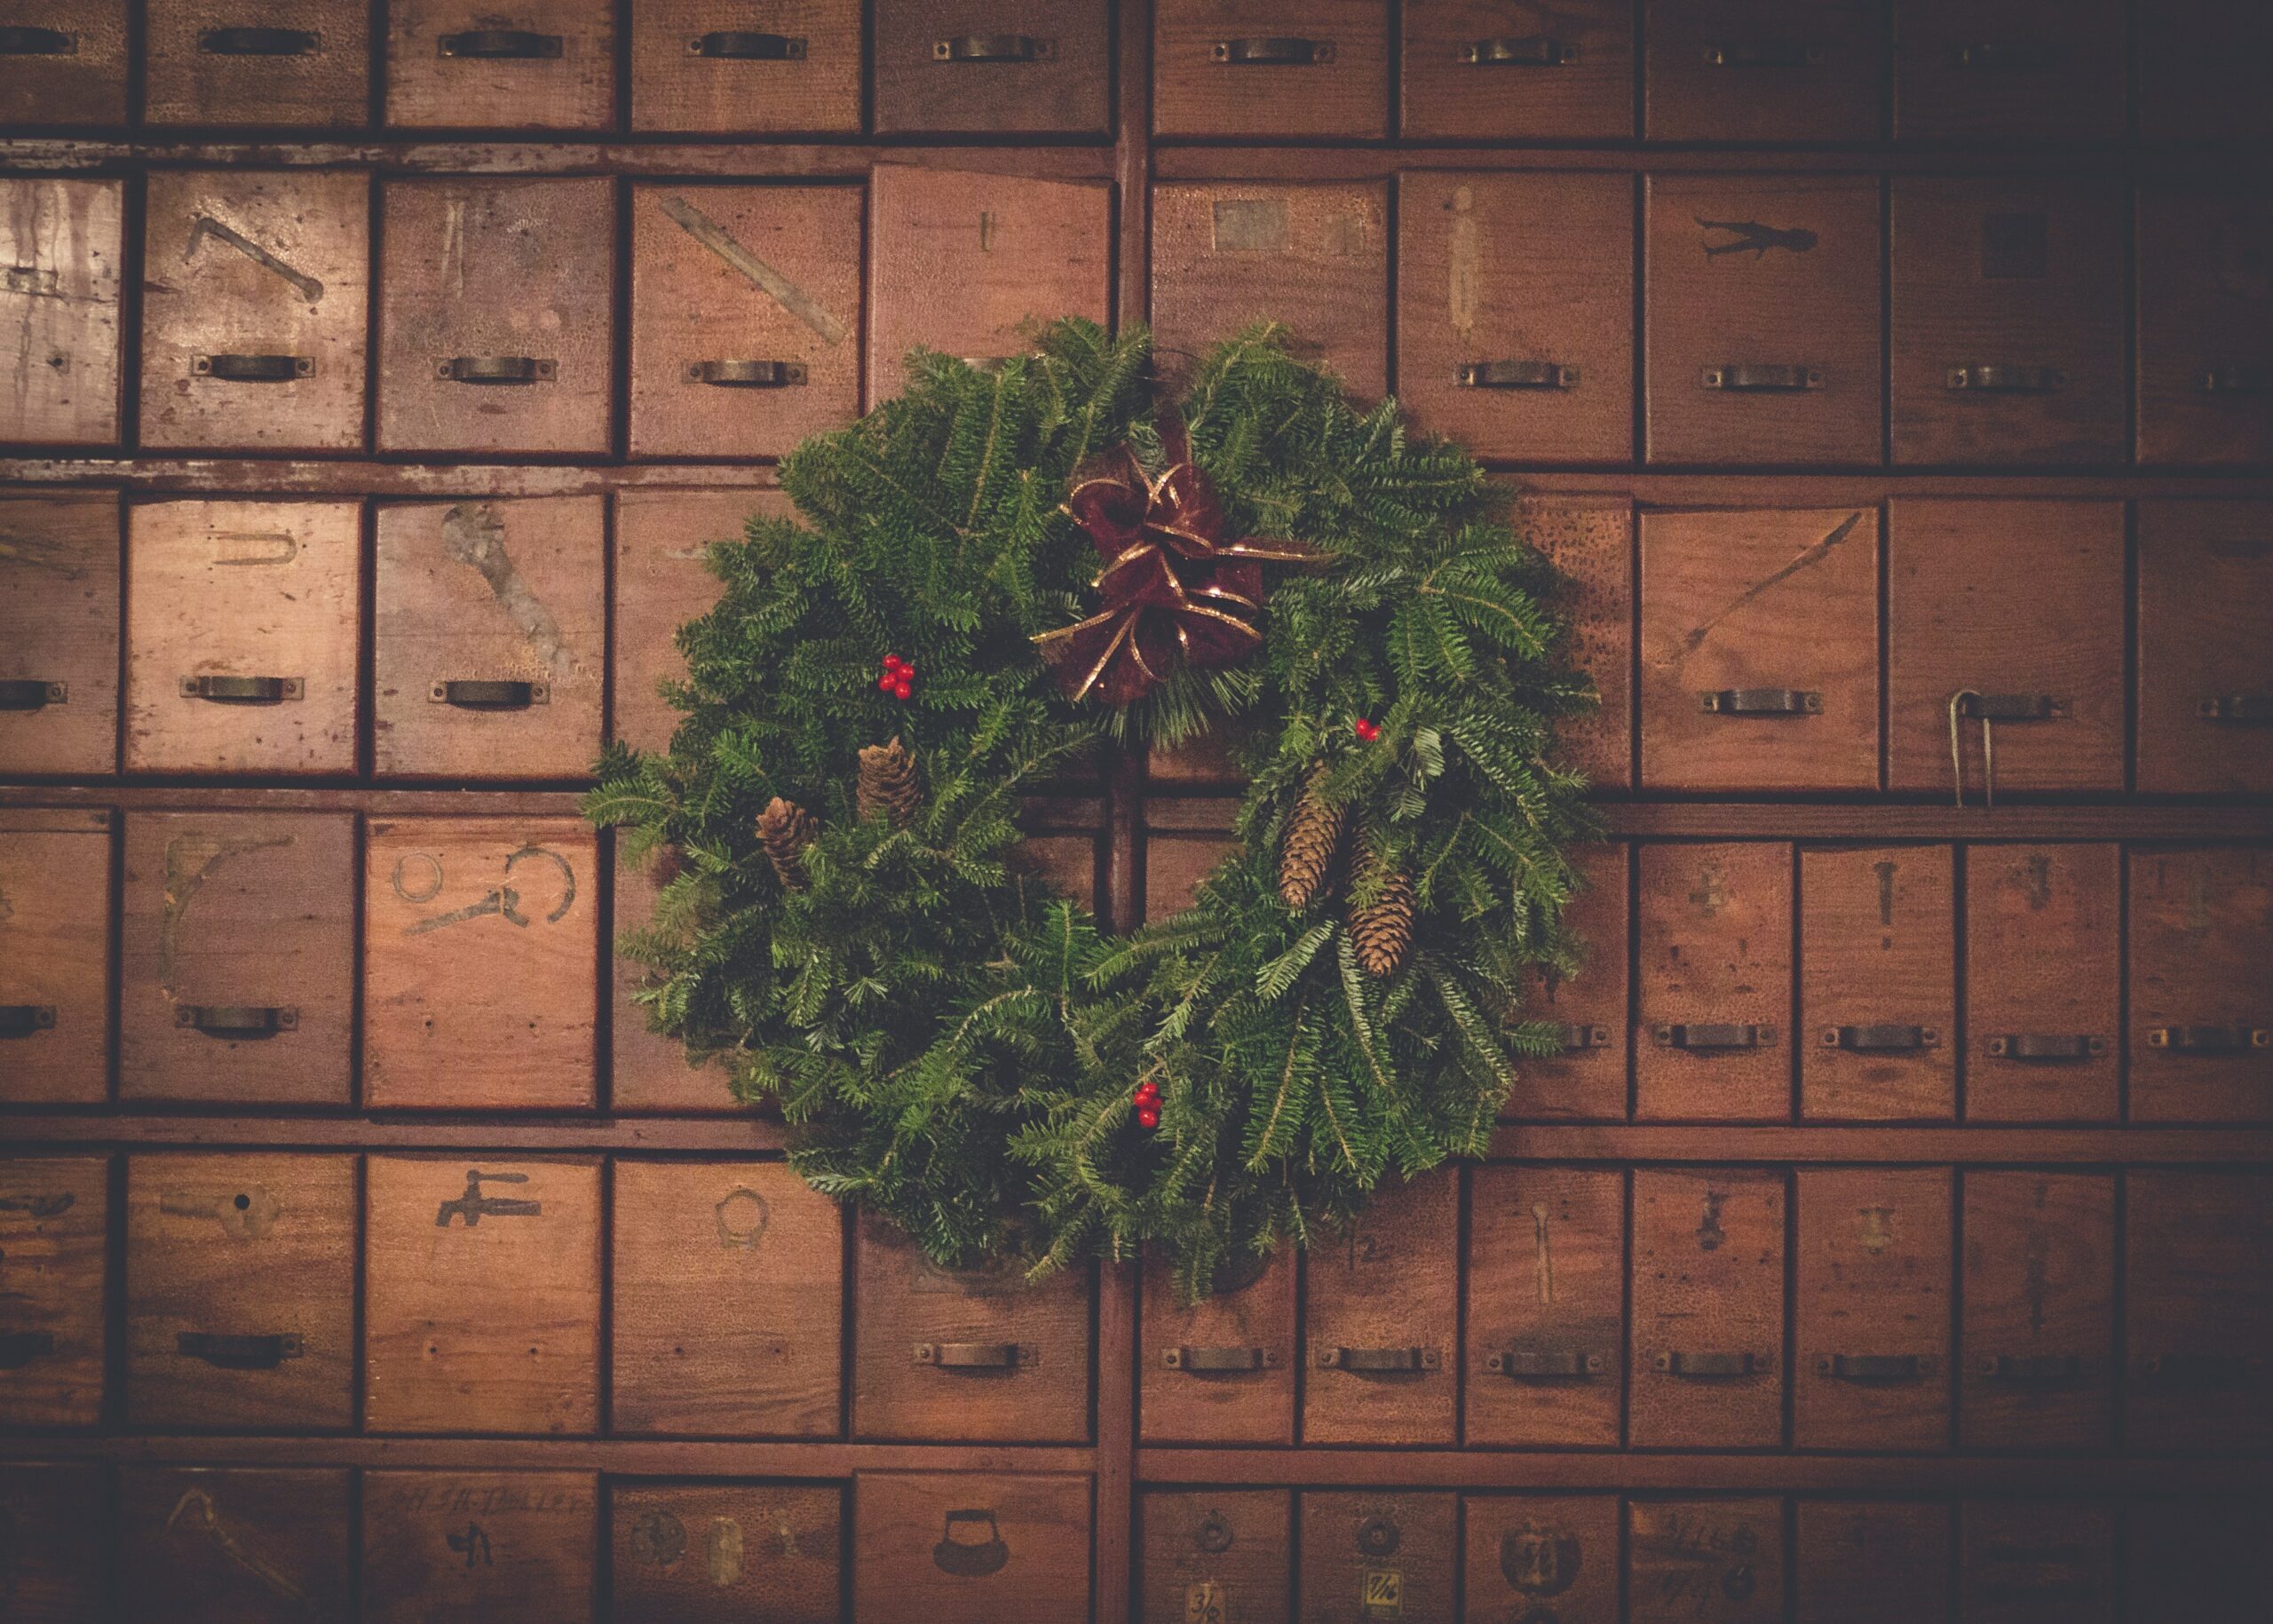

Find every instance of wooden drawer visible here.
[376,178,614,456]
[1800,845,1955,1121]
[1632,1168,1785,1448]
[1151,182,1390,400]
[1401,0,1633,139]
[630,0,861,133]
[1635,843,1793,1122]
[0,494,118,777]
[1466,1166,1624,1446]
[2127,1169,2273,1453]
[2140,190,2273,465]
[1892,0,2126,139]
[614,1479,843,1621]
[1629,1496,1785,1624]
[1303,1171,1458,1446]
[2139,0,2273,140]
[852,1214,1090,1443]
[144,0,369,127]
[2126,1499,2273,1624]
[119,811,354,1105]
[364,1470,598,1622]
[1464,1494,1618,1624]
[139,170,368,451]
[2129,845,2273,1125]
[1137,1488,1292,1624]
[867,166,1111,401]
[364,817,598,1108]
[365,1155,601,1434]
[630,185,860,458]
[1960,1170,2115,1451]
[614,490,769,757]
[2139,502,2273,794]
[0,0,127,124]
[1886,499,2126,796]
[613,844,726,1112]
[374,496,605,780]
[1794,1166,1952,1450]
[875,0,1109,135]
[1644,175,1881,466]
[1960,1500,2114,1624]
[1398,172,1632,463]
[1521,495,1632,794]
[1644,0,1881,139]
[1145,830,1235,918]
[1297,1490,1455,1624]
[1890,178,2126,465]
[1138,1244,1295,1445]
[0,812,113,1105]
[1964,844,2120,1122]
[1639,506,1878,792]
[1154,0,1390,139]
[0,1462,108,1620]
[120,1466,352,1624]
[0,178,123,446]
[386,0,614,129]
[1797,1500,1950,1624]
[0,1154,107,1426]
[852,1471,1089,1624]
[1509,841,1628,1120]
[123,499,361,775]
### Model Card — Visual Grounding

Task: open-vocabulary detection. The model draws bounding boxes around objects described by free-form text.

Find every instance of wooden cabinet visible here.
[1645,0,1880,139]
[385,0,614,130]
[876,0,1109,136]
[364,1470,598,1622]
[0,0,127,124]
[0,1462,108,1620]
[1892,0,2126,139]
[1139,1245,1295,1445]
[1629,1496,1786,1624]
[2136,190,2273,466]
[1154,0,1390,139]
[630,0,861,133]
[1402,0,1633,139]
[1466,1167,1624,1446]
[1509,840,1628,1120]
[1303,1172,1458,1446]
[0,178,123,446]
[2128,846,2273,1125]
[1137,1488,1292,1624]
[2126,1170,2273,1454]
[852,1471,1089,1624]
[614,1479,843,1620]
[1631,1168,1786,1447]
[1960,1170,2115,1451]
[1297,1490,1456,1624]
[1794,1166,1952,1450]
[0,1154,107,1427]
[1960,1500,2115,1624]
[1465,1494,1619,1624]
[1964,844,2121,1122]
[143,0,368,128]
[1796,1500,1951,1623]
[614,489,769,756]
[0,811,113,1105]
[2136,501,2273,794]
[1520,495,1634,794]
[1800,845,1955,1121]
[0,493,118,777]
[1636,843,1793,1122]
[120,1466,352,1623]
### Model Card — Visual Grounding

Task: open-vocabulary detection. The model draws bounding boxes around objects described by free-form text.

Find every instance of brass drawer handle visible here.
[686,359,807,387]
[1954,693,2067,722]
[915,1341,1027,1369]
[1657,1350,1774,1377]
[2135,1352,2265,1386]
[689,30,805,59]
[1484,1347,1605,1379]
[193,353,313,382]
[0,1005,58,1039]
[2201,365,2273,394]
[1820,1024,1939,1052]
[175,1004,297,1037]
[1162,1345,1275,1373]
[1211,36,1334,65]
[1703,41,1826,67]
[1945,364,2066,392]
[933,34,1054,62]
[437,356,556,384]
[1816,1352,1936,1382]
[1949,42,2059,70]
[1701,363,1823,392]
[1317,1345,1441,1372]
[2200,693,2273,724]
[431,678,548,709]
[439,28,561,59]
[0,25,74,54]
[1984,1034,2104,1061]
[2146,1024,2270,1055]
[1653,1022,1775,1050]
[1457,360,1579,390]
[1976,1353,2087,1383]
[1699,687,1821,716]
[0,679,66,710]
[3,265,59,295]
[177,1331,304,1370]
[0,1330,57,1367]
[178,674,303,703]
[1551,1023,1610,1052]
[1461,36,1579,66]
[200,25,320,55]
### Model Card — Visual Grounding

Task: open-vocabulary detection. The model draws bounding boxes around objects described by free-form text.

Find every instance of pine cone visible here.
[756,796,817,889]
[1346,828,1414,978]
[1277,765,1343,909]
[856,736,923,828]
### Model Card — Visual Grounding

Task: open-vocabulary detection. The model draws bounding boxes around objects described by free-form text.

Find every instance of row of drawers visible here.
[4,0,2267,144]
[9,168,2271,466]
[4,1153,2267,1454]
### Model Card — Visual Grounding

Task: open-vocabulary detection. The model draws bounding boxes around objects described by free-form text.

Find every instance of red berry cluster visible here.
[1132,1076,1161,1129]
[1352,717,1381,742]
[876,653,915,701]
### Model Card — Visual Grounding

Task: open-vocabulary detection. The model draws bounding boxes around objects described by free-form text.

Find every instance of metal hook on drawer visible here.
[1948,689,1990,809]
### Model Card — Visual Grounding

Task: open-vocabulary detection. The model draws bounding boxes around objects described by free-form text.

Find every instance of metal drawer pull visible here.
[200,26,320,55]
[1553,1023,1610,1052]
[2146,1024,2270,1054]
[686,359,807,387]
[1317,1345,1441,1372]
[178,1332,304,1370]
[437,356,556,384]
[2135,1352,2264,1385]
[1701,363,1823,392]
[0,679,66,710]
[1703,42,1826,67]
[915,1341,1026,1368]
[439,28,562,58]
[1950,42,2058,70]
[1653,1022,1775,1050]
[1461,36,1579,66]
[1955,693,2068,722]
[1211,37,1334,65]
[1163,1345,1274,1373]
[0,1005,58,1038]
[1946,364,2066,392]
[2200,366,2273,394]
[0,1330,56,1367]
[1484,1348,1604,1379]
[1976,1353,2086,1383]
[1699,687,1821,716]
[194,353,313,382]
[178,674,303,703]
[1817,1352,1936,1382]
[431,678,548,709]
[1984,1033,2104,1061]
[0,26,74,53]
[934,34,1054,61]
[1821,1024,1939,1052]
[1458,360,1578,390]
[3,265,59,295]
[176,1004,297,1037]
[1657,1351,1773,1377]
[690,30,805,59]
[2200,693,2273,723]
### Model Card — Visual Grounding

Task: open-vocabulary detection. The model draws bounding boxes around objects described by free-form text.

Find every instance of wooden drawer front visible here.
[1154,0,1390,139]
[1645,0,1880,139]
[1645,175,1881,466]
[614,490,769,756]
[120,1466,352,1623]
[630,0,861,133]
[1964,844,2121,1123]
[1398,172,1633,463]
[0,1155,107,1426]
[0,1462,108,1620]
[365,1470,598,1623]
[2126,1169,2273,1453]
[867,166,1111,401]
[125,1151,354,1430]
[1297,1490,1455,1624]
[1801,845,1955,1121]
[1797,1500,1951,1624]
[0,494,119,777]
[1464,1494,1618,1624]
[1138,1488,1292,1624]
[875,0,1109,135]
[630,185,861,458]
[1892,0,2126,139]
[1890,178,2126,466]
[1639,507,1878,791]
[1886,499,2126,796]
[0,0,127,124]
[119,811,354,1105]
[1466,1167,1624,1446]
[1635,843,1794,1122]
[1960,1500,2115,1624]
[386,0,614,130]
[364,818,598,1107]
[0,814,113,1105]
[374,496,605,780]
[376,178,614,455]
[1144,830,1234,918]
[613,844,725,1112]
[1402,0,1632,139]
[0,178,123,446]
[1139,1245,1295,1445]
[614,1479,844,1621]
[613,1161,843,1436]
[1960,1171,2114,1451]
[2139,0,2273,140]
[123,499,361,774]
[365,1156,601,1433]
[2129,846,2273,1125]
[1629,1496,1786,1624]
[144,0,369,127]
[1520,495,1632,792]
[1795,1166,1952,1450]
[1303,1170,1458,1445]
[2126,1500,2273,1624]
[853,1471,1089,1624]
[2138,501,2273,794]
[139,170,368,451]
[1151,182,1390,400]
[1509,841,1628,1120]
[2138,190,2273,466]
[1632,1168,1785,1447]
[852,1215,1090,1443]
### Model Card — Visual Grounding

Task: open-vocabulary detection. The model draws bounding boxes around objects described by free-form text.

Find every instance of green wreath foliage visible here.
[587,320,1596,1293]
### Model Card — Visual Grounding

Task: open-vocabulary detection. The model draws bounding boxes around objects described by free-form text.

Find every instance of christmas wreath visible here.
[588,320,1596,1291]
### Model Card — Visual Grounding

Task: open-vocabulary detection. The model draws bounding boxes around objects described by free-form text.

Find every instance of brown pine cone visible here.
[856,736,923,828]
[756,796,817,889]
[1346,828,1415,978]
[1276,765,1343,910]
